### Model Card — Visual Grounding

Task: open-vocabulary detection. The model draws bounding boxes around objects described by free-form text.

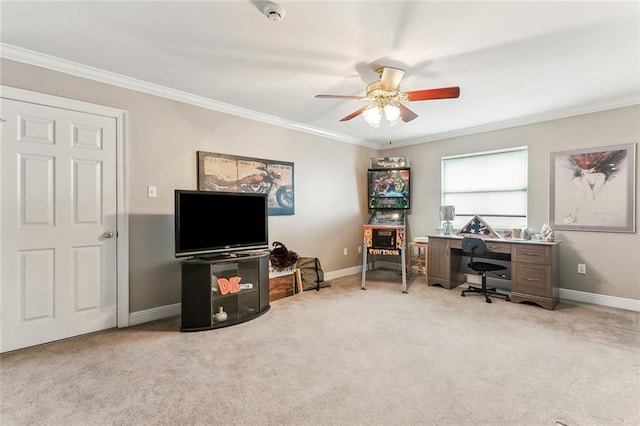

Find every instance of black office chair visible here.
[460,237,511,303]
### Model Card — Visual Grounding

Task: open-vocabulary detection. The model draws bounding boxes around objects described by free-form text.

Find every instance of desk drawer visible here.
[512,263,551,297]
[449,239,510,254]
[513,244,552,265]
[484,241,511,254]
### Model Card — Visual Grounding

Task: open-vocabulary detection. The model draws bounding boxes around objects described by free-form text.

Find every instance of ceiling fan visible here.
[315,66,460,127]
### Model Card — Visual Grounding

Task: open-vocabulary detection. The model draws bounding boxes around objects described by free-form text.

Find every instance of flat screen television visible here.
[174,190,269,258]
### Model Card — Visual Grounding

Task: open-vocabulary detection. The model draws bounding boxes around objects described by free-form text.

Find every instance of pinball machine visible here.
[361,164,411,293]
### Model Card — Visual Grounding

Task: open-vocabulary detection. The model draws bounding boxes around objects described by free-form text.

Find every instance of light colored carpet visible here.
[1,270,639,425]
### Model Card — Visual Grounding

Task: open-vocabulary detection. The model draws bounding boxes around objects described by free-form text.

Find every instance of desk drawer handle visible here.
[523,252,540,256]
[523,277,540,282]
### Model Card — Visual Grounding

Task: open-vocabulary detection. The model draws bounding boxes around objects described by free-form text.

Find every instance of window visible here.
[441,147,528,230]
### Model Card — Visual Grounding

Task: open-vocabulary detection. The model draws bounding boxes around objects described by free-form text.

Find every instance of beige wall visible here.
[2,58,638,311]
[385,106,640,300]
[1,59,376,312]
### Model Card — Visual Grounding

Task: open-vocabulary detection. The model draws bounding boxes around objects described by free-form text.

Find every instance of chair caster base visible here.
[461,287,511,304]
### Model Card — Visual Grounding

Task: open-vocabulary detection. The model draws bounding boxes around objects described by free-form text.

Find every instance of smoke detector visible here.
[263,3,285,22]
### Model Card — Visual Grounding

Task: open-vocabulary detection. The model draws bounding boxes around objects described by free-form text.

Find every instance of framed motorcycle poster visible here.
[197,151,295,216]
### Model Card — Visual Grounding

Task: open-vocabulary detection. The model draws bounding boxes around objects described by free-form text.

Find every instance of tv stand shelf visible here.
[180,252,270,332]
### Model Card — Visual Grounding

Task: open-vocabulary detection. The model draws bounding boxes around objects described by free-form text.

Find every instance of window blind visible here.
[441,147,528,229]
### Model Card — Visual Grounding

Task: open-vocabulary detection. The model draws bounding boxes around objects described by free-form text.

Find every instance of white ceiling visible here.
[1,1,639,149]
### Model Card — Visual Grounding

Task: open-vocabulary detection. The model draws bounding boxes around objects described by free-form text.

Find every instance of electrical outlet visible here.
[357,245,362,254]
[343,248,348,255]
[578,263,586,274]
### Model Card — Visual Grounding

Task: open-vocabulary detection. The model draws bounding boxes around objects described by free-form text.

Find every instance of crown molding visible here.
[3,43,637,153]
[384,94,640,150]
[0,43,378,149]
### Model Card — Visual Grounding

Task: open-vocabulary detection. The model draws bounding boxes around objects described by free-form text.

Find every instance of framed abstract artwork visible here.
[197,151,294,216]
[549,143,636,233]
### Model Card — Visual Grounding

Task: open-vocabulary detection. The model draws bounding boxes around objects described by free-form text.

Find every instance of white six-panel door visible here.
[1,98,118,352]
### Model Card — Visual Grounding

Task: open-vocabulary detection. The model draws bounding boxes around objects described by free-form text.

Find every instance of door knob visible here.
[103,231,114,239]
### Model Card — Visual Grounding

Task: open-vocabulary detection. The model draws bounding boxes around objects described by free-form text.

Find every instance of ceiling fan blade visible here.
[398,104,418,122]
[405,86,460,101]
[315,94,363,100]
[339,106,368,122]
[380,67,405,91]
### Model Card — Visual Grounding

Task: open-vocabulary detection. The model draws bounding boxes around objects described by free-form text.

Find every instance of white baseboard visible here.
[125,267,365,327]
[324,262,400,281]
[324,265,362,281]
[125,272,639,327]
[559,288,639,312]
[128,303,181,326]
[332,265,640,312]
[466,277,639,312]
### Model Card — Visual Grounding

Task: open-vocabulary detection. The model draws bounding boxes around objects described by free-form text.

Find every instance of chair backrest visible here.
[461,237,487,261]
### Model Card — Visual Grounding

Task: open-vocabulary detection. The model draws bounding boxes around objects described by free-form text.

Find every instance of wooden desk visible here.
[427,235,560,310]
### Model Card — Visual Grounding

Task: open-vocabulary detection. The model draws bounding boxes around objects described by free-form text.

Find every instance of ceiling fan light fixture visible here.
[388,117,402,127]
[362,105,382,127]
[383,103,401,122]
[315,65,460,127]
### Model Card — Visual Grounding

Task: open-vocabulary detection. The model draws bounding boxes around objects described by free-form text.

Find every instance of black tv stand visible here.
[180,252,270,331]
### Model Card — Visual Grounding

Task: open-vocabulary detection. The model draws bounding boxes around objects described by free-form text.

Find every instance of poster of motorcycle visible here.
[197,151,295,216]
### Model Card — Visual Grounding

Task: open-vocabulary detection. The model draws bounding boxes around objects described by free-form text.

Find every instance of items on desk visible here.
[536,224,555,242]
[439,205,456,235]
[456,214,500,239]
[522,228,534,240]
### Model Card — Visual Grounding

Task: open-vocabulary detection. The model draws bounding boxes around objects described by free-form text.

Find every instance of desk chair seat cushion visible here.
[461,236,510,303]
[468,261,507,273]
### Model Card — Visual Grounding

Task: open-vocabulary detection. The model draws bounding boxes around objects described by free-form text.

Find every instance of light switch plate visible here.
[147,186,157,198]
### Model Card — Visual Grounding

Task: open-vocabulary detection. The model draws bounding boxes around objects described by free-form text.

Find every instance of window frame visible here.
[441,146,528,230]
